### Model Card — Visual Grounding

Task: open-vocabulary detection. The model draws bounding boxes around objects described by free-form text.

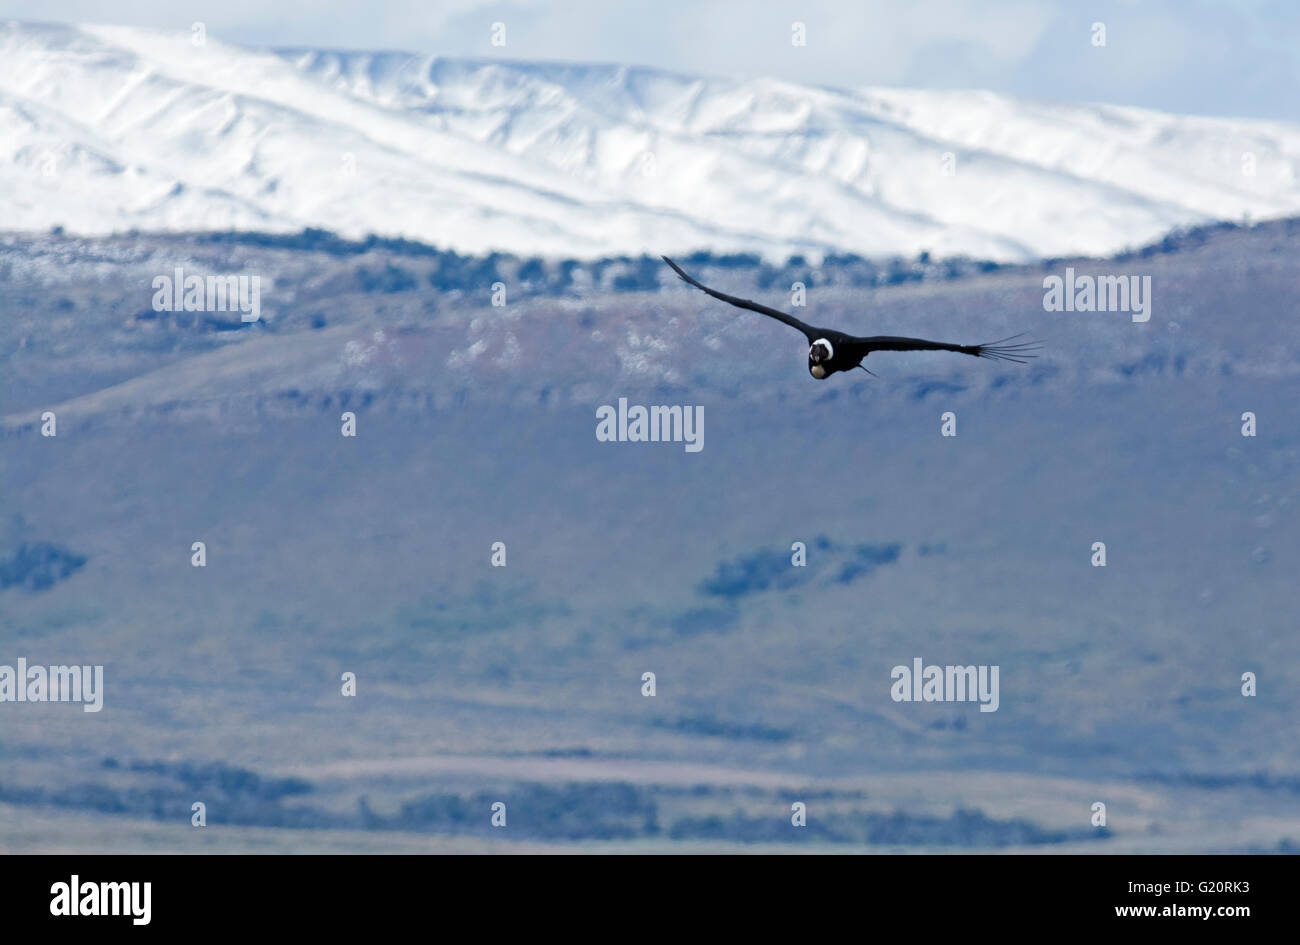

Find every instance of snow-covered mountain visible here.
[2,20,1299,261]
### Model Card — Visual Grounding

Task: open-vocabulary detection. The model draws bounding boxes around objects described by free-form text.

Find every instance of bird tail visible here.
[971,333,1043,364]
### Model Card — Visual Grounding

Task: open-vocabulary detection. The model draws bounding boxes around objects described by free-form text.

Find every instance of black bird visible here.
[662,256,1039,379]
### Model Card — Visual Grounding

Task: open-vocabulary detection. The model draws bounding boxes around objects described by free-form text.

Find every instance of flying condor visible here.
[662,256,1040,379]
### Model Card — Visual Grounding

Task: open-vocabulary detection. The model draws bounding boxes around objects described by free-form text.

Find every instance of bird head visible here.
[808,338,833,378]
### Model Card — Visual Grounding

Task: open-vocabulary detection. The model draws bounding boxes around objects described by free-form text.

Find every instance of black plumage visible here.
[662,256,1040,379]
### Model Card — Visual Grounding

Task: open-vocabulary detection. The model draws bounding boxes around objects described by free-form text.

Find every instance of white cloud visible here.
[0,0,1295,119]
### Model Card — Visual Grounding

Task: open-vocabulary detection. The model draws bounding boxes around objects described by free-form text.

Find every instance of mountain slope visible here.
[2,223,1298,852]
[2,20,1299,260]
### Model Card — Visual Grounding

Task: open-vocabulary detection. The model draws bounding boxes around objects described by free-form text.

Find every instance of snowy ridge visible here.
[2,20,1299,260]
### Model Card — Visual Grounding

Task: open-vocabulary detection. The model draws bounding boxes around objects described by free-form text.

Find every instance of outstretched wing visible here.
[857,333,1041,364]
[662,256,816,340]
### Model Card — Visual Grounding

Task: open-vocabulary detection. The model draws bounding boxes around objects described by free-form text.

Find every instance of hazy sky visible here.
[4,0,1298,121]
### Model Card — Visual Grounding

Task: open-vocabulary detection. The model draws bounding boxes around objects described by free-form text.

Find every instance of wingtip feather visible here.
[975,335,1044,364]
